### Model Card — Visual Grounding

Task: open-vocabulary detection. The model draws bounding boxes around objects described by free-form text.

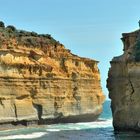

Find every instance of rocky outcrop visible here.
[0,22,105,126]
[107,29,140,131]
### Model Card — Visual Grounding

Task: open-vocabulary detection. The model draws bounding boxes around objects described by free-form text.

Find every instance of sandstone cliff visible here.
[0,22,105,126]
[107,29,140,131]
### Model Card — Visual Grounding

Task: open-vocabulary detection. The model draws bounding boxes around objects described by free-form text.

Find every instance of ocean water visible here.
[0,101,140,140]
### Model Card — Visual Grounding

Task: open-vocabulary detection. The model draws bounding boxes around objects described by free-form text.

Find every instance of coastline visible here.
[0,113,100,131]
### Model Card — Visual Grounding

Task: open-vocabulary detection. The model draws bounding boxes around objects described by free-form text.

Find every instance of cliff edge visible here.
[107,29,140,131]
[0,21,105,127]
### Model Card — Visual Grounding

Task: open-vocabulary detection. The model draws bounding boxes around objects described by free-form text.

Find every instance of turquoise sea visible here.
[0,101,140,140]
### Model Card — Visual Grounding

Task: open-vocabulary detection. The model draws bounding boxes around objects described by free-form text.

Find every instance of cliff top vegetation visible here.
[0,21,62,48]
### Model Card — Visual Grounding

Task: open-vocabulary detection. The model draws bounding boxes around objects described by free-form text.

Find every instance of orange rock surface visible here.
[0,22,105,126]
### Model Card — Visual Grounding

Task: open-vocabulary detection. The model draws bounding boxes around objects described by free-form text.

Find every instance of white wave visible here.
[0,128,20,133]
[46,119,113,131]
[47,129,61,132]
[0,132,47,140]
[76,119,113,128]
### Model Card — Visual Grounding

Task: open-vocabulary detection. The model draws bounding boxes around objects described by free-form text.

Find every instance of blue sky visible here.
[0,0,140,99]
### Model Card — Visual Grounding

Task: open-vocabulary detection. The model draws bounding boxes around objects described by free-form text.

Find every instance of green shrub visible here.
[0,21,62,48]
[31,31,38,37]
[6,25,16,32]
[0,21,5,28]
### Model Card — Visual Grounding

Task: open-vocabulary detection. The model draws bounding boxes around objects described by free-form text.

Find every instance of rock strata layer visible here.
[107,29,140,131]
[0,22,105,126]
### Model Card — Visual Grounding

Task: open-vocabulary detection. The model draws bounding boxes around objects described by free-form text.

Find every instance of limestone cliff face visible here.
[0,22,105,126]
[107,29,140,131]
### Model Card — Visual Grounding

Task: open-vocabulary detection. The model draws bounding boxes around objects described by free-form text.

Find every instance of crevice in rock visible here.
[30,87,37,98]
[0,99,4,107]
[33,103,42,123]
[73,87,81,101]
[128,76,134,101]
[13,103,17,118]
[60,58,68,72]
[126,63,135,102]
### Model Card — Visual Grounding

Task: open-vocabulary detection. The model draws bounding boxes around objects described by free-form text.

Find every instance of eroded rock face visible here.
[0,22,105,126]
[107,29,140,131]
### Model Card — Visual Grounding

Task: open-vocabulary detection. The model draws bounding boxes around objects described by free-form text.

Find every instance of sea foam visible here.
[46,119,112,132]
[0,132,47,140]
